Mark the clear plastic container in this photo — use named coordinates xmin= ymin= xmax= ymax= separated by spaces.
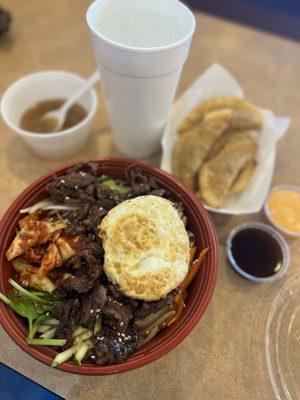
xmin=264 ymin=184 xmax=300 ymax=238
xmin=226 ymin=221 xmax=290 ymax=282
xmin=265 ymin=272 xmax=300 ymax=399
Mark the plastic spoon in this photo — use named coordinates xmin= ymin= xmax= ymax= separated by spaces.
xmin=42 ymin=70 xmax=100 ymax=132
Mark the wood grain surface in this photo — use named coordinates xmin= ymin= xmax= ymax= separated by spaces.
xmin=0 ymin=1 xmax=299 ymax=399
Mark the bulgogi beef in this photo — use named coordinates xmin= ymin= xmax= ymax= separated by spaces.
xmin=44 ymin=163 xmax=185 ymax=365
xmin=133 ymin=290 xmax=177 ymax=320
xmin=102 ymin=296 xmax=132 ymax=332
xmin=94 ymin=325 xmax=138 ymax=365
xmin=61 ymin=266 xmax=100 ymax=294
xmin=103 ymin=282 xmax=176 ymax=322
xmin=61 ymin=242 xmax=103 ymax=294
xmin=127 ymin=168 xmax=169 ymax=198
xmin=80 ymin=281 xmax=108 ymax=323
xmin=54 ymin=298 xmax=80 ymax=347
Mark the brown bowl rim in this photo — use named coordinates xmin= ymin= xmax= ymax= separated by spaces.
xmin=0 ymin=157 xmax=218 ymax=375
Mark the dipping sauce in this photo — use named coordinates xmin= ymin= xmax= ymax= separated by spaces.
xmin=267 ymin=189 xmax=300 ymax=234
xmin=20 ymin=99 xmax=87 ymax=133
xmin=230 ymin=228 xmax=283 ymax=278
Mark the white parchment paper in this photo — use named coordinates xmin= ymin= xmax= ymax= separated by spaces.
xmin=161 ymin=64 xmax=290 ymax=215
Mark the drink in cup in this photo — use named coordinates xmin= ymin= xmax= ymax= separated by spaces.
xmin=86 ymin=0 xmax=195 ymax=158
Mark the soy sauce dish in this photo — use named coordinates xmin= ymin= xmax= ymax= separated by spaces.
xmin=0 ymin=158 xmax=217 ymax=375
xmin=227 ymin=222 xmax=290 ymax=282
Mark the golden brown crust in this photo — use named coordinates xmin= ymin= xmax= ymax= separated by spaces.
xmin=230 ymin=160 xmax=256 ymax=195
xmin=172 ymin=108 xmax=233 ymax=191
xmin=199 ymin=133 xmax=257 ymax=208
xmin=207 ymin=129 xmax=255 ymax=159
xmin=179 ymin=96 xmax=265 ymax=134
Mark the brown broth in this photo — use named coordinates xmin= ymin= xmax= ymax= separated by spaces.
xmin=20 ymin=99 xmax=87 ymax=133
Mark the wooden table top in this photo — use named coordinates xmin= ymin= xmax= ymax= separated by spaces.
xmin=0 ymin=1 xmax=299 ymax=399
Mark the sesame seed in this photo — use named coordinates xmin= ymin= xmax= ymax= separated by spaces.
xmin=124 ymin=335 xmax=132 ymax=340
xmin=96 ymin=308 xmax=101 ymax=312
xmin=100 ymin=336 xmax=104 ymax=340
xmin=90 ymin=309 xmax=94 ymax=314
xmin=91 ymin=355 xmax=96 ymax=359
xmin=120 ymin=322 xmax=124 ymax=327
xmin=60 ymin=179 xmax=65 ymax=183
xmin=65 ymin=196 xmax=70 ymax=200
xmin=99 ymin=207 xmax=103 ymax=211
xmin=118 ymin=338 xmax=122 ymax=343
xmin=121 ymin=333 xmax=125 ymax=337
xmin=75 ymin=185 xmax=79 ymax=189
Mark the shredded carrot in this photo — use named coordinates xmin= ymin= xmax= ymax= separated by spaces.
xmin=181 ymin=247 xmax=209 ymax=292
xmin=167 ymin=298 xmax=185 ymax=326
xmin=167 ymin=247 xmax=209 ymax=327
xmin=189 ymin=246 xmax=197 ymax=265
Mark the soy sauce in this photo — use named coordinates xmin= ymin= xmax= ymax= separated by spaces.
xmin=230 ymin=228 xmax=283 ymax=278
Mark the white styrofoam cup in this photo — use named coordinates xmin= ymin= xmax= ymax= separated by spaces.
xmin=87 ymin=0 xmax=195 ymax=158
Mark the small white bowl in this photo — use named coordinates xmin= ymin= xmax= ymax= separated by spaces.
xmin=264 ymin=184 xmax=300 ymax=238
xmin=226 ymin=221 xmax=290 ymax=283
xmin=0 ymin=70 xmax=98 ymax=158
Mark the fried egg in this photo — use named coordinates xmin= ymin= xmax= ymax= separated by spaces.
xmin=98 ymin=195 xmax=190 ymax=301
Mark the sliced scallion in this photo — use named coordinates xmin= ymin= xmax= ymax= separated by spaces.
xmin=8 ymin=279 xmax=50 ymax=304
xmin=37 ymin=325 xmax=53 ymax=334
xmin=40 ymin=327 xmax=56 ymax=339
xmin=0 ymin=292 xmax=11 ymax=305
xmin=26 ymin=338 xmax=66 ymax=346
xmin=73 ymin=326 xmax=87 ymax=338
xmin=74 ymin=340 xmax=92 ymax=366
xmin=52 ymin=344 xmax=80 ymax=367
xmin=73 ymin=330 xmax=93 ymax=345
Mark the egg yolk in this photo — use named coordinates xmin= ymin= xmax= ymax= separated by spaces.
xmin=268 ymin=189 xmax=300 ymax=233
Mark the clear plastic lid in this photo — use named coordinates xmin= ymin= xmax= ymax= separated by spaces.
xmin=265 ymin=273 xmax=300 ymax=399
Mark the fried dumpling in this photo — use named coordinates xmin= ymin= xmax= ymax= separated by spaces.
xmin=230 ymin=160 xmax=256 ymax=195
xmin=199 ymin=133 xmax=257 ymax=208
xmin=179 ymin=97 xmax=265 ymax=134
xmin=172 ymin=108 xmax=233 ymax=190
xmin=207 ymin=130 xmax=256 ymax=195
xmin=208 ymin=129 xmax=256 ymax=159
